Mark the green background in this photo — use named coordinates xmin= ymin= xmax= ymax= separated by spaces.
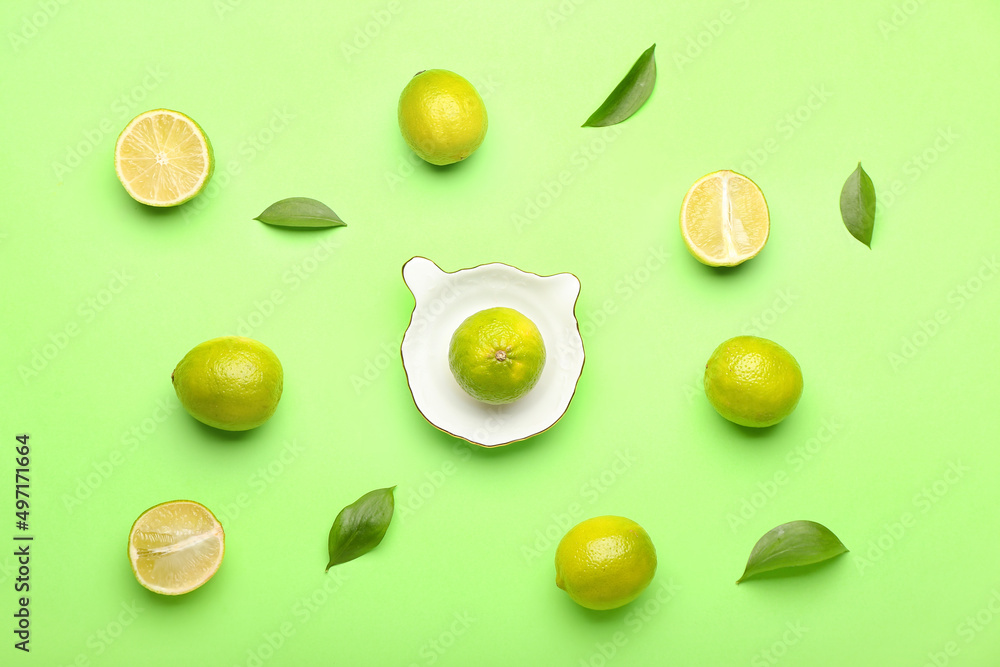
xmin=4 ymin=0 xmax=1000 ymax=664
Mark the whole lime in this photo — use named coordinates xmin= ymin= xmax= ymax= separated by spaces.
xmin=172 ymin=336 xmax=283 ymax=431
xmin=704 ymin=335 xmax=803 ymax=428
xmin=398 ymin=69 xmax=488 ymax=165
xmin=448 ymin=307 xmax=545 ymax=405
xmin=555 ymin=516 xmax=657 ymax=611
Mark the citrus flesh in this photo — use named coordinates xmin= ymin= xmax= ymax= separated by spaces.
xmin=172 ymin=336 xmax=283 ymax=431
xmin=114 ymin=109 xmax=214 ymax=206
xmin=555 ymin=516 xmax=657 ymax=611
xmin=448 ymin=307 xmax=545 ymax=405
xmin=128 ymin=500 xmax=224 ymax=595
xmin=680 ymin=170 xmax=769 ymax=266
xmin=704 ymin=335 xmax=803 ymax=427
xmin=398 ymin=69 xmax=488 ymax=165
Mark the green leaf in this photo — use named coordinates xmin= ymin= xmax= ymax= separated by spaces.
xmin=326 ymin=487 xmax=395 ymax=571
xmin=582 ymin=44 xmax=657 ymax=127
xmin=255 ymin=197 xmax=347 ymax=228
xmin=737 ymin=520 xmax=848 ymax=584
xmin=839 ymin=162 xmax=876 ymax=247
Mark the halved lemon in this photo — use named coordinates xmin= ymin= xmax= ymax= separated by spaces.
xmin=679 ymin=170 xmax=769 ymax=266
xmin=128 ymin=500 xmax=224 ymax=595
xmin=114 ymin=109 xmax=214 ymax=207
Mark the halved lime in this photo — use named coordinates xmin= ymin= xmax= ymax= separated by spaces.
xmin=128 ymin=500 xmax=224 ymax=595
xmin=680 ymin=170 xmax=769 ymax=266
xmin=114 ymin=109 xmax=214 ymax=207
